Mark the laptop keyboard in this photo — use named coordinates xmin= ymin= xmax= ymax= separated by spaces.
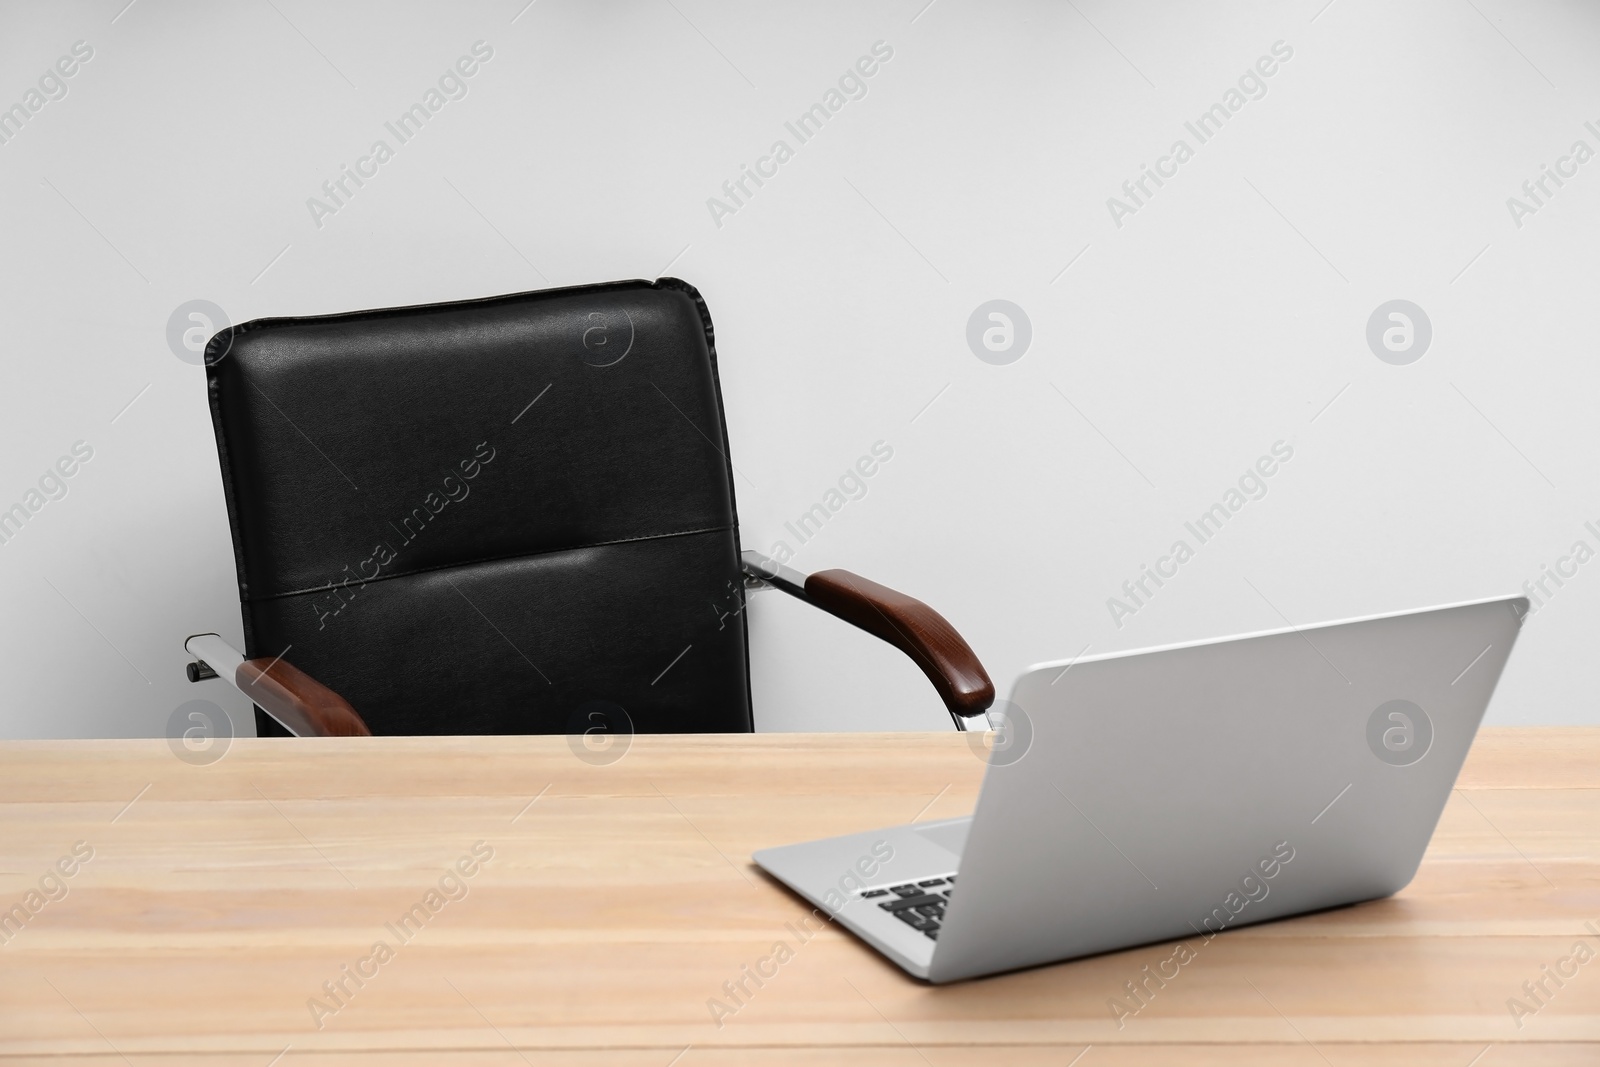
xmin=858 ymin=875 xmax=955 ymax=940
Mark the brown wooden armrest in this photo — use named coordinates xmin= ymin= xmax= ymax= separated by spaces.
xmin=802 ymin=568 xmax=995 ymax=725
xmin=236 ymin=657 xmax=372 ymax=737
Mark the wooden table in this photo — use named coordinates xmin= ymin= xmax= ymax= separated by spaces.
xmin=1 ymin=728 xmax=1596 ymax=1064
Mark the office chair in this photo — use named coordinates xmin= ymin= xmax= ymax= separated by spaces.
xmin=183 ymin=278 xmax=993 ymax=738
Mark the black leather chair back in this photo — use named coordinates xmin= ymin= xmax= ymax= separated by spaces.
xmin=205 ymin=279 xmax=751 ymax=736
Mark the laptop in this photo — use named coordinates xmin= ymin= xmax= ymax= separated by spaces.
xmin=754 ymin=594 xmax=1528 ymax=983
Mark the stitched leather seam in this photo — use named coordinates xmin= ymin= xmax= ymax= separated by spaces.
xmin=245 ymin=523 xmax=736 ymax=602
xmin=204 ymin=277 xmax=656 ymax=363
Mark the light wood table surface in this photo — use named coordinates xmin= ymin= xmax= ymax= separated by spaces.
xmin=0 ymin=728 xmax=1596 ymax=1064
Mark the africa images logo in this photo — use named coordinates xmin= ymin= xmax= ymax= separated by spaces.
xmin=578 ymin=306 xmax=633 ymax=367
xmin=966 ymin=300 xmax=1032 ymax=366
xmin=1365 ymin=300 xmax=1432 ymax=366
xmin=1366 ymin=700 xmax=1432 ymax=767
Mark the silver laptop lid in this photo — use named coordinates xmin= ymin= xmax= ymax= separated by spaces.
xmin=929 ymin=595 xmax=1527 ymax=983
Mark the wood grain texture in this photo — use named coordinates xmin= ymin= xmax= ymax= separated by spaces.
xmin=0 ymin=727 xmax=1595 ymax=1064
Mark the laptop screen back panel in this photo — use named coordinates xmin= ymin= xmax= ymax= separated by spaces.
xmin=929 ymin=598 xmax=1526 ymax=983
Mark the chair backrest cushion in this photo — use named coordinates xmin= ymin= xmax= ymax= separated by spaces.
xmin=204 ymin=278 xmax=751 ymax=735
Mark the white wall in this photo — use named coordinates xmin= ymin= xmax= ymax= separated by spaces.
xmin=2 ymin=0 xmax=1596 ymax=739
